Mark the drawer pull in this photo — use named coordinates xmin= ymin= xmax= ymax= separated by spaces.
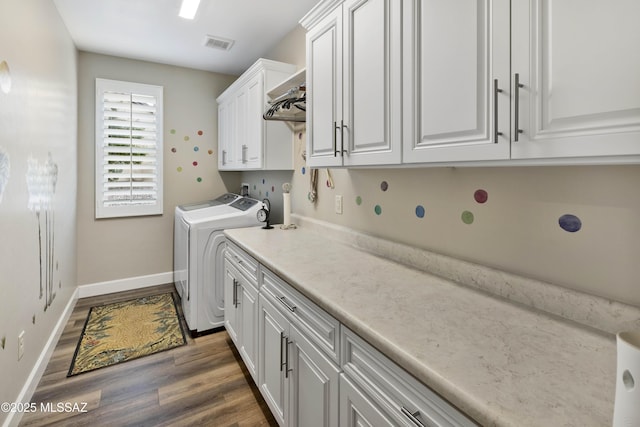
xmin=514 ymin=73 xmax=525 ymax=141
xmin=280 ymin=332 xmax=286 ymax=372
xmin=278 ymin=296 xmax=297 ymax=313
xmin=285 ymin=336 xmax=292 ymax=378
xmin=493 ymin=79 xmax=503 ymax=144
xmin=401 ymin=407 xmax=426 ymax=427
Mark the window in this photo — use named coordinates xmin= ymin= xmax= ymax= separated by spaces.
xmin=95 ymin=78 xmax=163 ymax=218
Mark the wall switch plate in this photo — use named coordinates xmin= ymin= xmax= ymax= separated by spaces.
xmin=335 ymin=195 xmax=343 ymax=214
xmin=18 ymin=331 xmax=25 ymax=360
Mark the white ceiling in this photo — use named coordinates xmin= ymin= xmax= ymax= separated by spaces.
xmin=52 ymin=0 xmax=318 ymax=75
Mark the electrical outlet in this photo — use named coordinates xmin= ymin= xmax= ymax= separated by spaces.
xmin=18 ymin=331 xmax=25 ymax=360
xmin=335 ymin=195 xmax=343 ymax=214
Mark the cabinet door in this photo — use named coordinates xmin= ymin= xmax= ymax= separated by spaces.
xmin=245 ymin=72 xmax=264 ymax=169
xmin=342 ymin=0 xmax=402 ymax=166
xmin=258 ymin=294 xmax=289 ymax=426
xmin=288 ymin=324 xmax=340 ymax=427
xmin=223 ymin=261 xmax=240 ymax=345
xmin=512 ymin=0 xmax=640 ymax=160
xmin=232 ymin=87 xmax=247 ymax=169
xmin=218 ymin=101 xmax=235 ymax=169
xmin=403 ymin=0 xmax=510 ymax=163
xmin=306 ymin=6 xmax=344 ymax=167
xmin=339 ymin=374 xmax=395 ymax=427
xmin=239 ymin=280 xmax=259 ymax=382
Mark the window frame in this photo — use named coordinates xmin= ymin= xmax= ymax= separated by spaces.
xmin=95 ymin=78 xmax=164 ymax=219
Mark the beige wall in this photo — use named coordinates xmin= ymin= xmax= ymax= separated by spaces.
xmin=77 ymin=53 xmax=239 ymax=286
xmin=0 ymin=0 xmax=78 ymax=419
xmin=261 ymin=24 xmax=640 ymax=308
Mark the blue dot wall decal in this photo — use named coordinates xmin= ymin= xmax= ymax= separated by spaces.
xmin=262 ymin=179 xmax=266 ymax=184
xmin=474 ymin=189 xmax=488 ymax=203
xmin=356 ymin=196 xmax=362 ymax=206
xmin=461 ymin=211 xmax=474 ymax=224
xmin=301 ymin=166 xmax=306 ymax=175
xmin=559 ymin=214 xmax=582 ymax=232
xmin=380 ymin=181 xmax=389 ymax=191
xmin=374 ymin=205 xmax=382 ymax=215
xmin=415 ymin=205 xmax=425 ymax=218
xmin=193 ymin=146 xmax=199 ymax=152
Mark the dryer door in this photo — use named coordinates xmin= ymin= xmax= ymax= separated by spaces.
xmin=198 ymin=230 xmax=227 ymax=331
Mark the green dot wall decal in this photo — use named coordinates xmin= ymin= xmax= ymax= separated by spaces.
xmin=177 ymin=166 xmax=183 ymax=172
xmin=197 ymin=177 xmax=202 ymax=182
xmin=170 ymin=129 xmax=176 ymax=134
xmin=374 ymin=205 xmax=382 ymax=215
xmin=356 ymin=196 xmax=362 ymax=206
xmin=184 ymin=136 xmax=190 ymax=142
xmin=461 ymin=210 xmax=474 ymax=224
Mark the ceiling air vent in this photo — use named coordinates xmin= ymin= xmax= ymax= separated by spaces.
xmin=203 ymin=35 xmax=235 ymax=51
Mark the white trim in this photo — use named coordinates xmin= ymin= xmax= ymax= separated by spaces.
xmin=78 ymin=271 xmax=174 ymax=298
xmin=3 ymin=289 xmax=79 ymax=427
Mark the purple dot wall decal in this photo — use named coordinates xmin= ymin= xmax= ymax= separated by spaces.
xmin=559 ymin=214 xmax=582 ymax=232
xmin=415 ymin=205 xmax=425 ymax=218
xmin=380 ymin=181 xmax=389 ymax=191
xmin=192 ymin=161 xmax=198 ymax=166
xmin=474 ymin=189 xmax=488 ymax=203
xmin=374 ymin=205 xmax=382 ymax=215
xmin=461 ymin=210 xmax=474 ymax=224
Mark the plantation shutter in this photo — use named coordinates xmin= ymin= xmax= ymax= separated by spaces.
xmin=95 ymin=79 xmax=163 ymax=218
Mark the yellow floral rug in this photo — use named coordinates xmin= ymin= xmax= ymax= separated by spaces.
xmin=68 ymin=292 xmax=186 ymax=376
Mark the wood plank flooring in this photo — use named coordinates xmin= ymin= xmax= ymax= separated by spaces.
xmin=20 ymin=284 xmax=277 ymax=427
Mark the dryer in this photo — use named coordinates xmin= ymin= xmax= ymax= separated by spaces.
xmin=174 ymin=194 xmax=262 ymax=335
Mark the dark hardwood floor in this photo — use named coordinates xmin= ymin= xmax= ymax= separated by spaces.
xmin=20 ymin=284 xmax=277 ymax=427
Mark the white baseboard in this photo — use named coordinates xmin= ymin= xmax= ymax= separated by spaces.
xmin=3 ymin=288 xmax=79 ymax=427
xmin=78 ymin=271 xmax=174 ymax=298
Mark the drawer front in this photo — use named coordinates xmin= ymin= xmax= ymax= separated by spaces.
xmin=225 ymin=241 xmax=259 ymax=285
xmin=341 ymin=328 xmax=476 ymax=427
xmin=261 ymin=268 xmax=340 ymax=363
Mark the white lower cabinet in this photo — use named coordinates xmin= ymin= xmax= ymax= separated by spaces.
xmin=223 ymin=251 xmax=259 ymax=382
xmin=341 ymin=328 xmax=476 ymax=427
xmin=258 ymin=280 xmax=340 ymax=427
xmin=226 ymin=243 xmax=474 ymax=426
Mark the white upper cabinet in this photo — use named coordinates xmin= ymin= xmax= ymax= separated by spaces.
xmin=402 ymin=0 xmax=511 ymax=163
xmin=217 ymin=59 xmax=297 ymax=171
xmin=302 ymin=0 xmax=402 ymax=167
xmin=511 ymin=0 xmax=640 ymax=161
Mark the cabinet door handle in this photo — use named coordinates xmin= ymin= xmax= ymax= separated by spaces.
xmin=278 ymin=296 xmax=297 ymax=313
xmin=222 ymin=150 xmax=227 ymax=165
xmin=401 ymin=407 xmax=426 ymax=427
xmin=340 ymin=120 xmax=347 ymax=156
xmin=285 ymin=336 xmax=292 ymax=378
xmin=333 ymin=121 xmax=339 ymax=157
xmin=493 ymin=79 xmax=503 ymax=144
xmin=280 ymin=332 xmax=286 ymax=372
xmin=514 ymin=73 xmax=525 ymax=142
xmin=241 ymin=144 xmax=248 ymax=163
xmin=232 ymin=279 xmax=240 ymax=308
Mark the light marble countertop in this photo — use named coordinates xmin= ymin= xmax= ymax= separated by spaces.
xmin=225 ymin=224 xmax=617 ymax=427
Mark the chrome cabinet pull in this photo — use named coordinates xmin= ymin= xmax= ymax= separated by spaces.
xmin=401 ymin=407 xmax=426 ymax=427
xmin=340 ymin=120 xmax=347 ymax=156
xmin=222 ymin=149 xmax=227 ymax=165
xmin=514 ymin=73 xmax=524 ymax=141
xmin=333 ymin=121 xmax=339 ymax=157
xmin=232 ymin=279 xmax=240 ymax=308
xmin=241 ymin=144 xmax=248 ymax=163
xmin=280 ymin=332 xmax=286 ymax=372
xmin=278 ymin=296 xmax=296 ymax=313
xmin=493 ymin=79 xmax=503 ymax=144
xmin=284 ymin=336 xmax=292 ymax=378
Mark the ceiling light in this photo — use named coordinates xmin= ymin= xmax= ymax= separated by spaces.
xmin=179 ymin=0 xmax=201 ymax=19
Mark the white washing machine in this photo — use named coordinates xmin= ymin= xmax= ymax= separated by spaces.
xmin=174 ymin=194 xmax=262 ymax=335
